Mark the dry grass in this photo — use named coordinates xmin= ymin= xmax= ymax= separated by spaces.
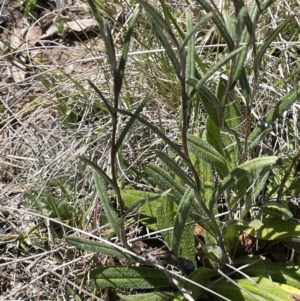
xmin=1 ymin=0 xmax=300 ymax=300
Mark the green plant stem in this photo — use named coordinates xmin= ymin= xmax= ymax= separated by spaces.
xmin=179 ymin=57 xmax=226 ymax=255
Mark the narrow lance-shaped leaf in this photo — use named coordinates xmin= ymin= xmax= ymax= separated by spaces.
xmin=66 ymin=236 xmax=137 ymax=261
xmin=184 ymin=12 xmax=195 ymax=99
xmin=194 ymin=45 xmax=247 ymax=89
xmin=181 ymin=12 xmax=212 ymax=54
xmin=93 ymin=170 xmax=121 ymax=238
xmin=213 ymin=156 xmax=279 ymax=208
xmin=87 ymin=0 xmax=116 ymax=73
xmin=155 ymin=151 xmax=197 ymax=190
xmin=172 ymin=187 xmax=194 ymax=255
xmin=210 ymin=277 xmax=292 ymax=301
xmin=186 ymin=81 xmax=222 ymax=127
xmin=222 ymin=10 xmax=236 ymax=41
xmin=240 ymin=6 xmax=253 ymax=37
xmin=88 ymin=80 xmax=113 ymax=117
xmin=245 ymin=217 xmax=300 ymax=240
xmin=194 ymin=0 xmax=234 ymax=50
xmin=261 ymin=201 xmax=293 ymax=220
xmin=138 ymin=0 xmax=181 ymax=79
xmin=156 ymin=197 xmax=175 ymax=250
xmin=194 ymin=0 xmax=250 ymax=93
xmin=114 ymin=91 xmax=153 ymax=155
xmin=232 ymin=2 xmax=259 ymax=86
xmin=206 ymin=119 xmax=223 ymax=160
xmin=161 ymin=3 xmax=186 ymax=40
xmin=242 ymin=261 xmax=300 ymax=289
xmin=144 ymin=164 xmax=185 ymax=204
xmin=241 ymin=167 xmax=270 ymax=216
xmin=116 ymin=108 xmax=190 ymax=164
xmin=116 ymin=8 xmax=140 ymax=96
xmin=79 ymin=156 xmax=118 ymax=191
xmin=187 ymin=134 xmax=228 ymax=178
xmin=138 ymin=0 xmax=179 ymax=46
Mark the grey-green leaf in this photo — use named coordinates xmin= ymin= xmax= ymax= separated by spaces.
xmin=172 ymin=187 xmax=194 ymax=255
xmin=77 ymin=266 xmax=172 ymax=289
xmin=93 ymin=170 xmax=121 ymax=238
xmin=155 ymin=151 xmax=197 ymax=190
xmin=213 ymin=156 xmax=279 ymax=206
xmin=65 ymin=236 xmax=136 ymax=261
xmin=187 ymin=134 xmax=228 ymax=178
xmin=144 ymin=164 xmax=185 ymax=204
xmin=118 ymin=292 xmax=176 ymax=301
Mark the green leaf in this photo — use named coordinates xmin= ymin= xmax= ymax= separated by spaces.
xmin=248 ymin=219 xmax=263 ymax=230
xmin=236 ymin=6 xmax=253 ymax=38
xmin=65 ymin=236 xmax=137 ymax=261
xmin=209 ymin=276 xmax=292 ymax=301
xmin=116 ymin=107 xmax=190 ymax=164
xmin=223 ymin=220 xmax=255 ymax=247
xmin=232 ymin=3 xmax=258 ymax=87
xmin=116 ymin=8 xmax=139 ymax=95
xmin=77 ymin=266 xmax=172 ymax=289
xmin=118 ymin=187 xmax=165 ymax=228
xmin=247 ymin=126 xmax=272 ymax=152
xmin=232 ymin=6 xmax=253 ymax=83
xmin=241 ymin=167 xmax=270 ymax=216
xmin=187 ymin=134 xmax=228 ymax=178
xmin=206 ymin=116 xmax=224 ymax=158
xmin=189 ymin=150 xmax=215 ymax=219
xmin=156 ymin=197 xmax=175 ymax=248
xmin=184 ymin=12 xmax=195 ymax=98
xmin=203 ymin=243 xmax=228 ymax=268
xmin=115 ymin=91 xmax=152 ymax=155
xmin=138 ymin=0 xmax=181 ymax=79
xmin=79 ymin=156 xmax=118 ymax=191
xmin=118 ymin=292 xmax=176 ymax=301
xmin=156 ymin=197 xmax=195 ymax=266
xmin=196 ymin=83 xmax=223 ymax=127
xmin=242 ymin=261 xmax=300 ymax=289
xmin=194 ymin=0 xmax=234 ymax=50
xmin=194 ymin=45 xmax=247 ymax=89
xmin=155 ymin=151 xmax=197 ymax=190
xmin=88 ymin=80 xmax=114 ymax=117
xmin=172 ymin=187 xmax=194 ymax=255
xmin=261 ymin=201 xmax=293 ymax=220
xmin=121 ymin=189 xmax=170 ymax=232
xmin=93 ymin=171 xmax=120 ymax=238
xmin=181 ymin=267 xmax=219 ymax=299
xmin=222 ymin=10 xmax=235 ymax=40
xmin=181 ymin=12 xmax=212 ymax=54
xmin=213 ymin=156 xmax=279 ymax=205
xmin=261 ymin=0 xmax=277 ymax=10
xmin=138 ymin=0 xmax=177 ymax=44
xmin=245 ymin=217 xmax=300 ymax=240
xmin=87 ymin=0 xmax=116 ymax=73
xmin=144 ymin=164 xmax=185 ymax=204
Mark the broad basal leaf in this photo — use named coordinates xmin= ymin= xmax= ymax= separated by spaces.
xmin=209 ymin=276 xmax=292 ymax=301
xmin=77 ymin=266 xmax=172 ymax=289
